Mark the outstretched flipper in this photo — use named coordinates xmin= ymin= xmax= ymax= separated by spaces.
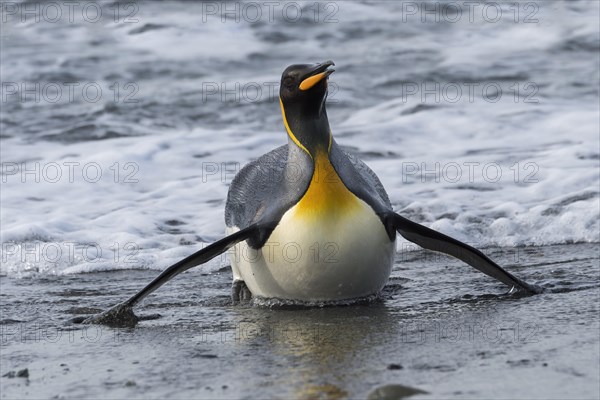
xmin=387 ymin=212 xmax=543 ymax=294
xmin=80 ymin=224 xmax=262 ymax=326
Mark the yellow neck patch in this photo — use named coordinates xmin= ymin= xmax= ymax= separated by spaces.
xmin=279 ymin=98 xmax=353 ymax=219
xmin=293 ymin=151 xmax=361 ymax=220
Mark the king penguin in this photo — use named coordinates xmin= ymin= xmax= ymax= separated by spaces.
xmin=83 ymin=61 xmax=541 ymax=325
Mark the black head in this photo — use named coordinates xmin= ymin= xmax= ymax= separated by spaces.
xmin=279 ymin=61 xmax=335 ymax=155
xmin=279 ymin=61 xmax=335 ymax=117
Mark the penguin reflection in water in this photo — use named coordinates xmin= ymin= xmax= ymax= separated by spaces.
xmin=84 ymin=61 xmax=541 ymax=325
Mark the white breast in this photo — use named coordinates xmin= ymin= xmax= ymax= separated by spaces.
xmin=227 ymin=198 xmax=395 ymax=302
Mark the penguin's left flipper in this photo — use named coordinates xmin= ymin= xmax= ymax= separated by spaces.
xmin=79 ymin=223 xmax=263 ymax=326
xmin=388 ymin=212 xmax=543 ymax=294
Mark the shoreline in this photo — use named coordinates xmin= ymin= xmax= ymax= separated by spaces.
xmin=2 ymin=243 xmax=598 ymax=399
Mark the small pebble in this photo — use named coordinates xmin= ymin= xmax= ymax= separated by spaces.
xmin=387 ymin=363 xmax=404 ymax=370
xmin=368 ymin=384 xmax=427 ymax=400
xmin=16 ymin=369 xmax=28 ymax=378
xmin=3 ymin=369 xmax=29 ymax=379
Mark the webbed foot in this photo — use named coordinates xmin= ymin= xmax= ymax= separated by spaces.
xmin=231 ymin=280 xmax=252 ymax=303
xmin=72 ymin=302 xmax=140 ymax=328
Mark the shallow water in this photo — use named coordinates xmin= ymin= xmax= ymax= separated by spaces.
xmin=1 ymin=243 xmax=599 ymax=399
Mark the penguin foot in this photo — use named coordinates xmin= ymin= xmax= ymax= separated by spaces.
xmin=73 ymin=302 xmax=140 ymax=328
xmin=231 ymin=280 xmax=252 ymax=303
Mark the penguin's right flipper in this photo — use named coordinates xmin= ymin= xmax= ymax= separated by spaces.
xmin=79 ymin=223 xmax=263 ymax=326
xmin=388 ymin=212 xmax=543 ymax=294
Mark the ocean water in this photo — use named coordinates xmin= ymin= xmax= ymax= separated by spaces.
xmin=1 ymin=1 xmax=599 ymax=399
xmin=1 ymin=0 xmax=598 ymax=276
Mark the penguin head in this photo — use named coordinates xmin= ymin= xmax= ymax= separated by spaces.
xmin=279 ymin=61 xmax=334 ymax=116
xmin=279 ymin=61 xmax=335 ymax=155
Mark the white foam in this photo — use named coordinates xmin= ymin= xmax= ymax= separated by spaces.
xmin=1 ymin=1 xmax=598 ymax=277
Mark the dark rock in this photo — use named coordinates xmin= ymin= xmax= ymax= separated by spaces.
xmin=368 ymin=384 xmax=428 ymax=399
xmin=3 ymin=369 xmax=29 ymax=379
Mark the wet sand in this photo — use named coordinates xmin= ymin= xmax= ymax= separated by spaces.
xmin=1 ymin=243 xmax=599 ymax=399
